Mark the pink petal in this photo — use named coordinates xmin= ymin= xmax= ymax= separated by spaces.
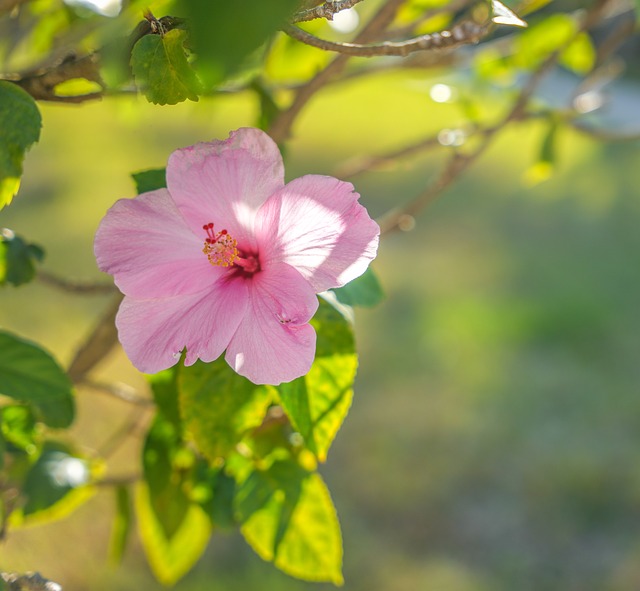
xmin=166 ymin=128 xmax=285 ymax=252
xmin=95 ymin=189 xmax=221 ymax=298
xmin=256 ymin=175 xmax=380 ymax=293
xmin=225 ymin=263 xmax=318 ymax=385
xmin=116 ymin=279 xmax=249 ymax=374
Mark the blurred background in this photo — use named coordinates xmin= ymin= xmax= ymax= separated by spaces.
xmin=2 ymin=1 xmax=640 ymax=590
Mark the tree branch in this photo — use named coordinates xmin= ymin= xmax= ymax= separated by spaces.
xmin=291 ymin=0 xmax=366 ymax=23
xmin=38 ymin=270 xmax=116 ymax=295
xmin=0 ymin=572 xmax=62 ymax=591
xmin=282 ymin=18 xmax=488 ymax=56
xmin=67 ymin=293 xmax=123 ymax=382
xmin=7 ymin=53 xmax=104 ymax=103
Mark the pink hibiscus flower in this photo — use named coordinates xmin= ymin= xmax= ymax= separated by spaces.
xmin=94 ymin=128 xmax=379 ymax=385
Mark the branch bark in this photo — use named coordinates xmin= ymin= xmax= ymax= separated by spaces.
xmin=282 ymin=18 xmax=488 ymax=56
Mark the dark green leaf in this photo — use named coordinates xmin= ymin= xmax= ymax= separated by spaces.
xmin=179 ymin=359 xmax=273 ymax=461
xmin=237 ymin=460 xmax=343 ymax=584
xmin=142 ymin=415 xmax=192 ymax=538
xmin=0 ymin=430 xmax=5 ymax=471
xmin=147 ymin=366 xmax=181 ymax=432
xmin=0 ymin=330 xmax=75 ymax=428
xmin=177 ymin=0 xmax=301 ymax=87
xmin=332 ymin=267 xmax=384 ymax=308
xmin=136 ymin=480 xmax=211 ymax=586
xmin=130 ymin=29 xmax=202 ymax=105
xmin=540 ymin=120 xmax=558 ymax=166
xmin=0 ymin=229 xmax=45 ymax=287
xmin=251 ymin=78 xmax=281 ymax=131
xmin=277 ymin=300 xmax=357 ymax=461
xmin=0 ymin=81 xmax=42 ymax=209
xmin=131 ymin=168 xmax=167 ymax=194
xmin=108 ymin=485 xmax=132 ymax=565
xmin=193 ymin=463 xmax=237 ymax=530
xmin=20 ymin=441 xmax=93 ymax=521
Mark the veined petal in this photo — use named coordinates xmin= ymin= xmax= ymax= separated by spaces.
xmin=225 ymin=263 xmax=318 ymax=385
xmin=95 ymin=189 xmax=220 ymax=298
xmin=166 ymin=128 xmax=285 ymax=251
xmin=256 ymin=175 xmax=380 ymax=293
xmin=116 ymin=279 xmax=249 ymax=374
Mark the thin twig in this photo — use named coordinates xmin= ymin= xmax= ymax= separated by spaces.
xmin=6 ymin=53 xmax=104 ymax=103
xmin=80 ymin=379 xmax=153 ymax=406
xmin=292 ymin=0 xmax=366 ymax=23
xmin=94 ymin=473 xmax=142 ymax=487
xmin=67 ymin=293 xmax=123 ymax=382
xmin=377 ymin=55 xmax=560 ymax=235
xmin=38 ymin=270 xmax=116 ymax=295
xmin=283 ymin=18 xmax=488 ymax=56
xmin=376 ymin=0 xmax=617 ymax=235
xmin=379 ymin=0 xmax=476 ymax=41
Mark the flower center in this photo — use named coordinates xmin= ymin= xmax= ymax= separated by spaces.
xmin=202 ymin=222 xmax=260 ymax=274
xmin=202 ymin=222 xmax=238 ymax=267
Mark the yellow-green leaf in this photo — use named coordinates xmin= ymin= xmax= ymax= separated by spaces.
xmin=179 ymin=359 xmax=274 ymax=461
xmin=136 ymin=482 xmax=211 ymax=586
xmin=238 ymin=461 xmax=343 ymax=584
xmin=276 ymin=299 xmax=357 ymax=462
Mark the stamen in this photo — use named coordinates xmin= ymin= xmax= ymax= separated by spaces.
xmin=202 ymin=222 xmax=238 ymax=267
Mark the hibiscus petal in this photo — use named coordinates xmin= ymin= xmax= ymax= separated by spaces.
xmin=116 ymin=279 xmax=249 ymax=374
xmin=166 ymin=128 xmax=285 ymax=251
xmin=225 ymin=263 xmax=318 ymax=385
xmin=256 ymin=175 xmax=380 ymax=293
xmin=95 ymin=189 xmax=220 ymax=298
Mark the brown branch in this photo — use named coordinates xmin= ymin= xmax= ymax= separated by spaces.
xmin=335 ymin=133 xmax=444 ymax=179
xmin=38 ymin=270 xmax=116 ymax=295
xmin=7 ymin=53 xmax=104 ymax=103
xmin=292 ymin=0 xmax=366 ymax=23
xmin=376 ymin=0 xmax=617 ymax=236
xmin=0 ymin=572 xmax=62 ymax=591
xmin=0 ymin=0 xmax=29 ymax=14
xmin=80 ymin=379 xmax=153 ymax=406
xmin=377 ymin=60 xmax=557 ymax=234
xmin=381 ymin=0 xmax=476 ymax=41
xmin=269 ymin=0 xmax=406 ymax=143
xmin=282 ymin=18 xmax=488 ymax=56
xmin=67 ymin=293 xmax=123 ymax=382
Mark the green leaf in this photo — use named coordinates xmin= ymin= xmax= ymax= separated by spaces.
xmin=332 ymin=267 xmax=384 ymax=308
xmin=130 ymin=29 xmax=202 ymax=105
xmin=142 ymin=415 xmax=192 ymax=539
xmin=108 ymin=485 xmax=132 ymax=565
xmin=0 ymin=229 xmax=45 ymax=287
xmin=0 ymin=81 xmax=42 ymax=209
xmin=276 ymin=299 xmax=357 ymax=462
xmin=513 ymin=14 xmax=576 ymax=71
xmin=237 ymin=460 xmax=343 ymax=584
xmin=14 ymin=441 xmax=94 ymax=525
xmin=179 ymin=359 xmax=274 ymax=461
xmin=251 ymin=78 xmax=281 ymax=132
xmin=136 ymin=481 xmax=211 ymax=586
xmin=192 ymin=462 xmax=237 ymax=530
xmin=0 ymin=330 xmax=75 ymax=428
xmin=560 ymin=31 xmax=596 ymax=75
xmin=0 ymin=430 xmax=5 ymax=471
xmin=131 ymin=168 xmax=166 ymax=194
xmin=147 ymin=366 xmax=181 ymax=432
xmin=1 ymin=404 xmax=39 ymax=454
xmin=177 ymin=0 xmax=301 ymax=87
